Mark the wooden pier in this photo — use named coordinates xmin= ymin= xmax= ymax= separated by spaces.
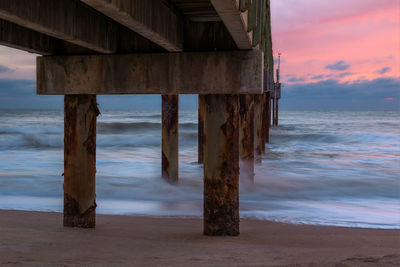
xmin=0 ymin=0 xmax=281 ymax=235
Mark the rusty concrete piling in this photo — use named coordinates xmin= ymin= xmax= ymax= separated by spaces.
xmin=162 ymin=95 xmax=179 ymax=182
xmin=63 ymin=95 xmax=99 ymax=228
xmin=264 ymin=92 xmax=271 ymax=143
xmin=268 ymin=94 xmax=272 ymax=128
xmin=260 ymin=94 xmax=266 ymax=153
xmin=253 ymin=95 xmax=263 ymax=164
xmin=275 ymin=98 xmax=279 ymax=126
xmin=203 ymin=94 xmax=240 ymax=236
xmin=198 ymin=95 xmax=205 ymax=164
xmin=272 ymin=98 xmax=276 ymax=126
xmin=273 ymin=97 xmax=278 ymax=126
xmin=239 ymin=94 xmax=255 ymax=183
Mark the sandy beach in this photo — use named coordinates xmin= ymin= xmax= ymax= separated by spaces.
xmin=0 ymin=210 xmax=398 ymax=266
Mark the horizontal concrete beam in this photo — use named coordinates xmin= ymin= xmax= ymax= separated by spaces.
xmin=37 ymin=50 xmax=264 ymax=95
xmin=210 ymin=0 xmax=252 ymax=49
xmin=81 ymin=0 xmax=183 ymax=52
xmin=0 ymin=0 xmax=158 ymax=54
xmin=263 ymin=69 xmax=274 ymax=93
xmin=0 ymin=19 xmax=93 ymax=55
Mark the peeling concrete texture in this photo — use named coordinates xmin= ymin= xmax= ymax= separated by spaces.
xmin=203 ymin=94 xmax=240 ymax=236
xmin=63 ymin=95 xmax=98 ymax=228
xmin=37 ymin=50 xmax=263 ymax=95
xmin=162 ymin=94 xmax=178 ymax=182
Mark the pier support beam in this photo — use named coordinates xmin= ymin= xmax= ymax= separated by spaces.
xmin=64 ymin=95 xmax=99 ymax=228
xmin=272 ymin=98 xmax=276 ymax=126
xmin=260 ymin=94 xmax=266 ymax=153
xmin=264 ymin=92 xmax=271 ymax=143
xmin=239 ymin=94 xmax=255 ymax=182
xmin=198 ymin=95 xmax=205 ymax=164
xmin=162 ymin=95 xmax=179 ymax=182
xmin=268 ymin=95 xmax=272 ymax=128
xmin=203 ymin=94 xmax=239 ymax=236
xmin=253 ymin=95 xmax=263 ymax=164
xmin=273 ymin=98 xmax=278 ymax=126
xmin=275 ymin=99 xmax=279 ymax=126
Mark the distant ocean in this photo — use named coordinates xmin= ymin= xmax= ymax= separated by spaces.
xmin=0 ymin=109 xmax=399 ymax=229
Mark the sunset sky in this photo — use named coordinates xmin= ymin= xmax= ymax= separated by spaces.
xmin=0 ymin=0 xmax=399 ymax=109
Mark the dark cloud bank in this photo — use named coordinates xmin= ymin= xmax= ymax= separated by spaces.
xmin=0 ymin=77 xmax=398 ymax=110
xmin=325 ymin=60 xmax=351 ymax=71
xmin=280 ymin=77 xmax=399 ymax=110
xmin=0 ymin=79 xmax=197 ymax=110
xmin=375 ymin=67 xmax=391 ymax=75
xmin=0 ymin=65 xmax=13 ymax=73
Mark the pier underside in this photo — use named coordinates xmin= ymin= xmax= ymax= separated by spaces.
xmin=0 ymin=0 xmax=280 ymax=235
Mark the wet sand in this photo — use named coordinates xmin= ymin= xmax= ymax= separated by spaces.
xmin=0 ymin=210 xmax=399 ymax=266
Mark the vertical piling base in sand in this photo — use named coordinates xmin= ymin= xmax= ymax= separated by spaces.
xmin=162 ymin=94 xmax=179 ymax=183
xmin=63 ymin=95 xmax=99 ymax=228
xmin=203 ymin=94 xmax=240 ymax=236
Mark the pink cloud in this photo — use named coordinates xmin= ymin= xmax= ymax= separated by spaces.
xmin=271 ymin=0 xmax=400 ymax=84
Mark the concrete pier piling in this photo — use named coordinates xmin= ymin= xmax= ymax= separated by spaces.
xmin=203 ymin=94 xmax=240 ymax=236
xmin=275 ymin=99 xmax=279 ymax=126
xmin=261 ymin=95 xmax=266 ymax=153
xmin=264 ymin=92 xmax=271 ymax=143
xmin=272 ymin=98 xmax=276 ymax=126
xmin=239 ymin=94 xmax=255 ymax=182
xmin=253 ymin=95 xmax=263 ymax=164
xmin=1 ymin=0 xmax=277 ymax=235
xmin=162 ymin=95 xmax=179 ymax=182
xmin=273 ymin=98 xmax=279 ymax=126
xmin=63 ymin=95 xmax=99 ymax=228
xmin=198 ymin=95 xmax=205 ymax=164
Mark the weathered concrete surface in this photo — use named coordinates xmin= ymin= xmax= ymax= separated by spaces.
xmin=240 ymin=0 xmax=253 ymax=12
xmin=37 ymin=50 xmax=264 ymax=95
xmin=162 ymin=95 xmax=178 ymax=182
xmin=64 ymin=95 xmax=99 ymax=228
xmin=275 ymin=98 xmax=279 ymax=126
xmin=239 ymin=94 xmax=254 ymax=183
xmin=272 ymin=97 xmax=278 ymax=126
xmin=203 ymin=94 xmax=239 ymax=236
xmin=210 ymin=0 xmax=252 ymax=49
xmin=198 ymin=95 xmax=205 ymax=164
xmin=82 ymin=0 xmax=183 ymax=52
xmin=251 ymin=0 xmax=265 ymax=47
xmin=0 ymin=0 xmax=159 ymax=54
xmin=264 ymin=92 xmax=271 ymax=143
xmin=253 ymin=95 xmax=263 ymax=164
xmin=267 ymin=93 xmax=271 ymax=128
xmin=0 ymin=19 xmax=93 ymax=55
xmin=260 ymin=93 xmax=266 ymax=152
xmin=272 ymin=97 xmax=276 ymax=126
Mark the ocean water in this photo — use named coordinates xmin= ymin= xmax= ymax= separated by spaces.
xmin=0 ymin=109 xmax=399 ymax=229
